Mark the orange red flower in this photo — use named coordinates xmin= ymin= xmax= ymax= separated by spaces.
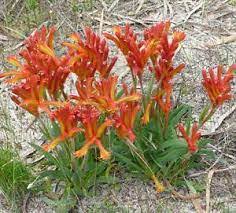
xmin=178 ymin=122 xmax=201 ymax=153
xmin=11 ymin=75 xmax=46 ymax=117
xmin=92 ymin=76 xmax=141 ymax=113
xmin=144 ymin=21 xmax=171 ymax=63
xmin=104 ymin=24 xmax=157 ymax=78
xmin=150 ymin=59 xmax=185 ymax=87
xmin=0 ymin=26 xmax=70 ymax=100
xmin=113 ymin=102 xmax=140 ymax=142
xmin=153 ymin=81 xmax=172 ymax=123
xmin=63 ymin=28 xmax=117 ymax=79
xmin=43 ymin=104 xmax=83 ymax=151
xmin=202 ymin=65 xmax=235 ymax=107
xmin=74 ymin=105 xmax=112 ymax=160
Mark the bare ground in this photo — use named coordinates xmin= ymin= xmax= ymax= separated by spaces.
xmin=0 ymin=0 xmax=235 ymax=212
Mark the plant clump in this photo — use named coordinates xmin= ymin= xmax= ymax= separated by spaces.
xmin=0 ymin=21 xmax=235 ymax=201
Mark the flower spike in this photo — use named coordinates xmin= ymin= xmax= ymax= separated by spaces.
xmin=113 ymin=102 xmax=140 ymax=142
xmin=202 ymin=65 xmax=235 ymax=107
xmin=11 ymin=75 xmax=46 ymax=117
xmin=178 ymin=122 xmax=201 ymax=153
xmin=43 ymin=104 xmax=83 ymax=151
xmin=63 ymin=28 xmax=117 ymax=79
xmin=74 ymin=105 xmax=112 ymax=160
xmin=104 ymin=24 xmax=157 ymax=79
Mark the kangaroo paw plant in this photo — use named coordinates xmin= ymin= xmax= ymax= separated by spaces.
xmin=0 ymin=22 xmax=235 ymax=198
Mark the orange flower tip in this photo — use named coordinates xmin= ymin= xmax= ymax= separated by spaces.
xmin=128 ymin=132 xmax=136 ymax=143
xmin=113 ymin=26 xmax=121 ymax=34
xmin=70 ymin=33 xmax=80 ymax=41
xmin=7 ymin=56 xmax=21 ymax=67
xmin=178 ymin=123 xmax=185 ymax=132
xmin=100 ymin=150 xmax=111 ymax=160
xmin=42 ymin=144 xmax=51 ymax=152
xmin=141 ymin=117 xmax=149 ymax=125
xmin=0 ymin=73 xmax=5 ymax=78
xmin=173 ymin=31 xmax=186 ymax=41
xmin=74 ymin=146 xmax=89 ymax=158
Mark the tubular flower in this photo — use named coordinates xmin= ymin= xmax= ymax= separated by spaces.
xmin=104 ymin=24 xmax=157 ymax=78
xmin=144 ymin=20 xmax=171 ymax=63
xmin=70 ymin=78 xmax=96 ymax=103
xmin=24 ymin=25 xmax=56 ymax=51
xmin=160 ymin=30 xmax=186 ymax=62
xmin=142 ymin=100 xmax=153 ymax=125
xmin=0 ymin=56 xmax=32 ymax=83
xmin=0 ymin=26 xmax=70 ymax=99
xmin=11 ymin=75 xmax=46 ymax=117
xmin=63 ymin=28 xmax=117 ymax=78
xmin=91 ymin=76 xmax=141 ymax=113
xmin=43 ymin=104 xmax=83 ymax=152
xmin=178 ymin=122 xmax=201 ymax=153
xmin=153 ymin=81 xmax=172 ymax=122
xmin=202 ymin=65 xmax=235 ymax=107
xmin=113 ymin=102 xmax=140 ymax=142
xmin=68 ymin=57 xmax=96 ymax=80
xmin=150 ymin=59 xmax=185 ymax=87
xmin=74 ymin=105 xmax=112 ymax=160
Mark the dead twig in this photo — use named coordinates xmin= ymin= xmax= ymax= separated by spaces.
xmin=184 ymin=1 xmax=204 ymax=23
xmin=166 ymin=181 xmax=200 ymax=200
xmin=174 ymin=1 xmax=204 ymax=27
xmin=99 ymin=0 xmax=108 ymax=11
xmin=108 ymin=0 xmax=120 ymax=12
xmin=206 ymin=170 xmax=214 ymax=213
xmin=163 ymin=0 xmax=173 ymax=18
xmin=135 ymin=0 xmax=145 ymax=14
xmin=99 ymin=9 xmax=104 ymax=36
xmin=22 ymin=192 xmax=31 ymax=213
xmin=188 ymin=164 xmax=236 ymax=178
xmin=112 ymin=13 xmax=148 ymax=27
xmin=207 ymin=143 xmax=236 ymax=161
xmin=205 ymin=34 xmax=236 ymax=48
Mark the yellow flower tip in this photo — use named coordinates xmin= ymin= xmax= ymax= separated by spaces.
xmin=141 ymin=115 xmax=149 ymax=125
xmin=142 ymin=102 xmax=152 ymax=125
xmin=156 ymin=183 xmax=165 ymax=193
xmin=38 ymin=44 xmax=55 ymax=57
xmin=74 ymin=145 xmax=89 ymax=158
xmin=151 ymin=175 xmax=165 ymax=193
xmin=7 ymin=56 xmax=22 ymax=67
xmin=95 ymin=139 xmax=111 ymax=160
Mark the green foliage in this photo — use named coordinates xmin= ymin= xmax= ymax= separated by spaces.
xmin=0 ymin=148 xmax=32 ymax=207
xmin=71 ymin=0 xmax=94 ymax=12
xmin=30 ymin=120 xmax=117 ymax=207
xmin=229 ymin=0 xmax=236 ymax=6
xmin=25 ymin=0 xmax=38 ymax=11
xmin=113 ymin=104 xmax=215 ymax=186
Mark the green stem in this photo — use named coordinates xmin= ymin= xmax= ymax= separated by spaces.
xmin=139 ymin=77 xmax=146 ymax=109
xmin=70 ymin=138 xmax=77 ymax=172
xmin=124 ymin=140 xmax=164 ymax=192
xmin=38 ymin=117 xmax=52 ymax=140
xmin=131 ymin=70 xmax=137 ymax=91
xmin=200 ymin=106 xmax=216 ymax=128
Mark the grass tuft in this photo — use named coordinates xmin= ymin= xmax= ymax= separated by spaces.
xmin=0 ymin=148 xmax=32 ymax=208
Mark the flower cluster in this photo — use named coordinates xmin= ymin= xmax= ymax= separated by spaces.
xmin=0 ymin=26 xmax=141 ymax=160
xmin=0 ymin=22 xmax=234 ymax=160
xmin=202 ymin=65 xmax=235 ymax=107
